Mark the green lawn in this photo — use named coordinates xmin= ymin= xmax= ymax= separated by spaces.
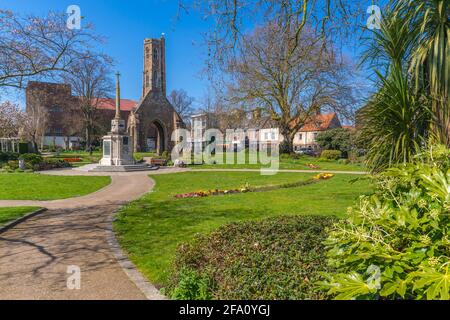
xmin=0 ymin=174 xmax=111 ymax=200
xmin=114 ymin=171 xmax=371 ymax=287
xmin=188 ymin=153 xmax=366 ymax=172
xmin=47 ymin=151 xmax=158 ymax=166
xmin=0 ymin=207 xmax=41 ymax=227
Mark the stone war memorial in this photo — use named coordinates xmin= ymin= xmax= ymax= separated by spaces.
xmin=89 ymin=72 xmax=155 ymax=172
xmin=24 ymin=36 xmax=185 ymax=155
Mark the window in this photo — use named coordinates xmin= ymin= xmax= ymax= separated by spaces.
xmin=271 ymin=132 xmax=276 ymax=140
xmin=264 ymin=132 xmax=269 ymax=140
xmin=153 ymin=48 xmax=158 ymax=61
xmin=53 ymin=127 xmax=63 ymax=136
xmin=153 ymin=71 xmax=158 ymax=87
xmin=298 ymin=134 xmax=303 ymax=140
xmin=50 ymin=105 xmax=62 ymax=113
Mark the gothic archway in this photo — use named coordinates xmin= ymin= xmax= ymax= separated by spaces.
xmin=146 ymin=120 xmax=166 ymax=155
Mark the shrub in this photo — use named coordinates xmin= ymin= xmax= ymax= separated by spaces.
xmin=161 ymin=151 xmax=171 ymax=161
xmin=167 ymin=215 xmax=337 ymax=300
xmin=0 ymin=152 xmax=19 ymax=163
xmin=169 ymin=268 xmax=213 ymax=300
xmin=35 ymin=158 xmax=71 ymax=171
xmin=319 ymin=145 xmax=450 ymax=300
xmin=337 ymin=158 xmax=350 ymax=165
xmin=6 ymin=160 xmax=19 ymax=170
xmin=316 ymin=128 xmax=356 ymax=157
xmin=320 ymin=150 xmax=342 ymax=160
xmin=19 ymin=153 xmax=43 ymax=165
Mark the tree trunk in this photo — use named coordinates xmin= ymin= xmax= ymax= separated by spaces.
xmin=65 ymin=136 xmax=70 ymax=150
xmin=280 ymin=127 xmax=294 ymax=154
xmin=85 ymin=125 xmax=91 ymax=151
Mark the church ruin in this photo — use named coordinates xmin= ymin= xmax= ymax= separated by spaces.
xmin=25 ymin=36 xmax=184 ymax=155
xmin=127 ymin=37 xmax=184 ymax=154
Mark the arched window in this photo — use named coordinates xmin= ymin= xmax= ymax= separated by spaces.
xmin=153 ymin=48 xmax=158 ymax=61
xmin=153 ymin=71 xmax=158 ymax=87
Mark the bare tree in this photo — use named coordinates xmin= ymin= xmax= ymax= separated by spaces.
xmin=62 ymin=104 xmax=84 ymax=150
xmin=0 ymin=101 xmax=25 ymax=138
xmin=168 ymin=89 xmax=195 ymax=123
xmin=59 ymin=53 xmax=114 ymax=150
xmin=178 ymin=0 xmax=365 ymax=80
xmin=0 ymin=10 xmax=100 ymax=89
xmin=225 ymin=22 xmax=357 ymax=152
xmin=20 ymin=102 xmax=49 ymax=152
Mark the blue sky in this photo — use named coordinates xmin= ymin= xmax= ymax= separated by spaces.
xmin=1 ymin=0 xmax=211 ymax=108
xmin=1 ymin=0 xmax=380 ymax=110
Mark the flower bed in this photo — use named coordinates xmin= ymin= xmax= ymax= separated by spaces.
xmin=175 ymin=185 xmax=250 ymax=199
xmin=63 ymin=158 xmax=82 ymax=163
xmin=314 ymin=173 xmax=334 ymax=180
xmin=173 ymin=176 xmax=332 ymax=199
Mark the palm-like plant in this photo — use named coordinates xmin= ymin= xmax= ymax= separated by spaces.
xmin=361 ymin=9 xmax=431 ymax=172
xmin=398 ymin=0 xmax=450 ymax=145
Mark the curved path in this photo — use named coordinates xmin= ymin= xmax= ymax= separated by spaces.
xmin=0 ymin=166 xmax=364 ymax=300
xmin=0 ymin=168 xmax=186 ymax=300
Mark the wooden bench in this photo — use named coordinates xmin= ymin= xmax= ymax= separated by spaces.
xmin=142 ymin=157 xmax=168 ymax=166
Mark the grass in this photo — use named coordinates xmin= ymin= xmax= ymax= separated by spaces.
xmin=114 ymin=171 xmax=372 ymax=287
xmin=0 ymin=173 xmax=111 ymax=200
xmin=46 ymin=151 xmax=158 ymax=166
xmin=188 ymin=152 xmax=366 ymax=172
xmin=46 ymin=151 xmax=102 ymax=167
xmin=0 ymin=207 xmax=40 ymax=227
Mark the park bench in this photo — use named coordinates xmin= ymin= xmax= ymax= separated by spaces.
xmin=143 ymin=157 xmax=167 ymax=167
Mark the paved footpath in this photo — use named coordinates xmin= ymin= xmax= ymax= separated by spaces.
xmin=0 ymin=168 xmax=187 ymax=300
xmin=0 ymin=167 xmax=364 ymax=300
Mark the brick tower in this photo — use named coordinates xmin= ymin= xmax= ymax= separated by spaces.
xmin=142 ymin=36 xmax=166 ymax=98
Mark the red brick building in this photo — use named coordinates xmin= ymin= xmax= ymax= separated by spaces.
xmin=25 ymin=81 xmax=138 ymax=150
xmin=25 ymin=36 xmax=184 ymax=152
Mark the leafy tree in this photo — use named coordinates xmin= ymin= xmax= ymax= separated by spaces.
xmin=400 ymin=0 xmax=449 ymax=145
xmin=316 ymin=128 xmax=355 ymax=156
xmin=360 ymin=7 xmax=432 ymax=172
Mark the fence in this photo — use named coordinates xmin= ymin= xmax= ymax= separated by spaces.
xmin=0 ymin=138 xmax=20 ymax=153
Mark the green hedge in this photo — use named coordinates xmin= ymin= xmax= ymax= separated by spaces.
xmin=166 ymin=215 xmax=337 ymax=300
xmin=1 ymin=153 xmax=70 ymax=172
xmin=321 ymin=150 xmax=342 ymax=160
